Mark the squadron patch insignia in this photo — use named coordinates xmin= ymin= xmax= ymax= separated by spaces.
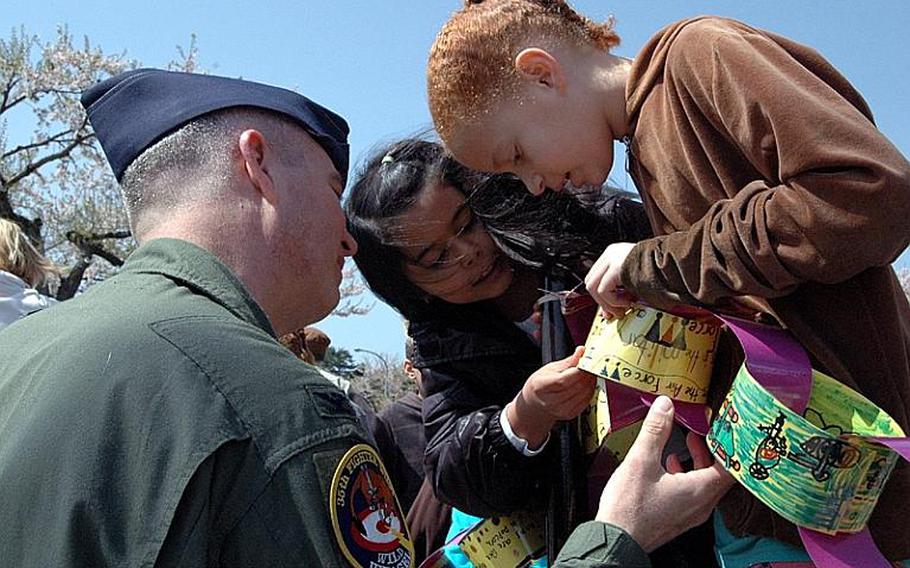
xmin=329 ymin=444 xmax=414 ymax=568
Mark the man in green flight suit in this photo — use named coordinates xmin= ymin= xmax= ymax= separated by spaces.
xmin=0 ymin=68 xmax=406 ymax=567
xmin=0 ymin=68 xmax=730 ymax=567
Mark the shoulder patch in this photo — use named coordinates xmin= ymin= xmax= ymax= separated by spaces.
xmin=329 ymin=444 xmax=414 ymax=567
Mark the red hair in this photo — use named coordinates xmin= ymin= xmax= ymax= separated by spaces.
xmin=428 ymin=0 xmax=620 ymax=141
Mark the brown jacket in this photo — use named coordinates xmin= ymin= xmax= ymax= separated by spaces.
xmin=622 ymin=16 xmax=910 ymax=559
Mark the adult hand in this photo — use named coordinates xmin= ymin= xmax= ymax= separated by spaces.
xmin=507 ymin=347 xmax=596 ymax=448
xmin=584 ymin=242 xmax=636 ymax=318
xmin=595 ymin=396 xmax=735 ymax=552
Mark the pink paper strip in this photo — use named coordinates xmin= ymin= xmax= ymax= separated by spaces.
xmin=716 ymin=315 xmax=813 ymax=414
xmin=800 ymin=527 xmax=892 ymax=568
xmin=870 ymin=437 xmax=910 ymax=461
xmin=603 ymin=382 xmax=711 ymax=436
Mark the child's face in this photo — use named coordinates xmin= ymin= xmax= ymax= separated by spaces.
xmin=446 ymin=85 xmax=617 ymax=196
xmin=397 ymin=183 xmax=514 ymax=305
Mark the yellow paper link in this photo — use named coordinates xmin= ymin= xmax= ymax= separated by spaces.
xmin=458 ymin=511 xmax=546 ymax=568
xmin=579 ymin=380 xmax=642 ymax=460
xmin=579 ymin=381 xmax=609 ymax=454
xmin=604 ymin=419 xmax=642 ymax=463
xmin=578 ymin=305 xmax=720 ymax=404
xmin=707 ymin=366 xmax=905 ymax=534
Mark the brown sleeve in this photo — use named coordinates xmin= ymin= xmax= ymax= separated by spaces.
xmin=622 ymin=20 xmax=910 ymax=307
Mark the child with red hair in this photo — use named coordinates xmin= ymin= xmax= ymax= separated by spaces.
xmin=427 ymin=1 xmax=910 ymax=565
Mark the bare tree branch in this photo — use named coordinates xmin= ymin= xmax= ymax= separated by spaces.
xmin=0 ymin=75 xmax=18 ymax=112
xmin=0 ymin=94 xmax=28 ymax=115
xmin=37 ymin=88 xmax=83 ymax=96
xmin=57 ymin=257 xmax=92 ymax=300
xmin=0 ymin=193 xmax=44 ymax=248
xmin=66 ymin=230 xmax=125 ymax=267
xmin=0 ymin=75 xmax=23 ymax=113
xmin=5 ymin=128 xmax=92 ymax=187
xmin=81 ymin=229 xmax=132 ymax=241
xmin=2 ymin=128 xmax=77 ymax=160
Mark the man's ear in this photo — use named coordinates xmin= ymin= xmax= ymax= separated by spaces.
xmin=514 ymin=47 xmax=566 ymax=91
xmin=403 ymin=359 xmax=423 ymax=390
xmin=238 ymin=129 xmax=278 ymax=203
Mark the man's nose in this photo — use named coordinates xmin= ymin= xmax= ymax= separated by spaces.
xmin=341 ymin=227 xmax=358 ymax=257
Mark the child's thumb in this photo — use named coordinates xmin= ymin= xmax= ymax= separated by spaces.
xmin=551 ymin=346 xmax=585 ymax=371
xmin=626 ymin=396 xmax=675 ymax=466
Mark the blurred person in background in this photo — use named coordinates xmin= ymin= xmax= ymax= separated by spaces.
xmin=0 ymin=217 xmax=58 ymax=330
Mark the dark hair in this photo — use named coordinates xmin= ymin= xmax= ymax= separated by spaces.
xmin=345 ymin=138 xmax=650 ymax=322
xmin=346 ymin=139 xmax=468 ymax=321
xmin=470 ymin=177 xmax=647 ymax=277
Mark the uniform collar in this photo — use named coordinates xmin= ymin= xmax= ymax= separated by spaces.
xmin=122 ymin=238 xmax=275 ymax=336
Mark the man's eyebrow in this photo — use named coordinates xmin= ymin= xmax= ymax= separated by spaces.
xmin=414 ymin=201 xmax=469 ymax=264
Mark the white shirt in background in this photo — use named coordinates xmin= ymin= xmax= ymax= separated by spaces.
xmin=0 ymin=270 xmax=57 ymax=330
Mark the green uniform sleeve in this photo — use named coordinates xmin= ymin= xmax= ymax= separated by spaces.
xmin=554 ymin=522 xmax=651 ymax=568
xmin=216 ymin=438 xmax=358 ymax=568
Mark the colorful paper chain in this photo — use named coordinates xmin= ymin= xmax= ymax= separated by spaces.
xmin=709 ymin=315 xmax=909 ymax=567
xmin=419 ymin=512 xmax=545 ymax=568
xmin=572 ymin=301 xmax=910 ymax=567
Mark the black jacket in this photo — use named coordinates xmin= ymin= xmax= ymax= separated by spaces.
xmin=410 ymin=302 xmax=552 ymax=516
xmin=374 ymin=391 xmax=426 ymax=513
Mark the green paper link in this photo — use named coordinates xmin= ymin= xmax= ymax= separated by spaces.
xmin=707 ymin=366 xmax=904 ymax=535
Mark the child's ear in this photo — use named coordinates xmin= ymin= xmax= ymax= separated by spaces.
xmin=514 ymin=48 xmax=566 ymax=91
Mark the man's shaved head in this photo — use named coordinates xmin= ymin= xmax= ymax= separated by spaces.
xmin=120 ymin=107 xmax=305 ymax=238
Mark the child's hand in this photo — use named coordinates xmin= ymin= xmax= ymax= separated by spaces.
xmin=585 ymin=242 xmax=636 ymax=318
xmin=507 ymin=347 xmax=596 ymax=448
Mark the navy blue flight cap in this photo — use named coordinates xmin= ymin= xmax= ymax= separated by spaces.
xmin=81 ymin=68 xmax=350 ymax=184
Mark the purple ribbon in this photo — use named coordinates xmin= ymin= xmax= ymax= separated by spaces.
xmin=799 ymin=527 xmax=893 ymax=568
xmin=601 ymin=381 xmax=711 ymax=435
xmin=715 ymin=315 xmax=813 ymax=415
xmin=719 ymin=316 xmax=907 ymax=568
